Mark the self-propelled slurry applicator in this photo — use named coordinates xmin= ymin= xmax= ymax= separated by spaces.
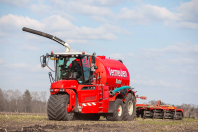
xmin=22 ymin=27 xmax=183 ymax=121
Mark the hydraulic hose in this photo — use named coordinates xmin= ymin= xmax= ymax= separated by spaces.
xmin=109 ymin=86 xmax=131 ymax=96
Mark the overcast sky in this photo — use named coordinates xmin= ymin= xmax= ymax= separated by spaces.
xmin=0 ymin=0 xmax=197 ymax=105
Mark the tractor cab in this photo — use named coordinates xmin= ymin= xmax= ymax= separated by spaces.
xmin=54 ymin=52 xmax=92 ymax=84
xmin=40 ymin=51 xmax=94 ymax=85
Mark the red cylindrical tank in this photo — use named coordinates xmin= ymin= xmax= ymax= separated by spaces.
xmin=95 ymin=56 xmax=130 ymax=90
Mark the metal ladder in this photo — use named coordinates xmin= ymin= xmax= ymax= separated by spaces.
xmin=98 ymin=86 xmax=103 ymax=113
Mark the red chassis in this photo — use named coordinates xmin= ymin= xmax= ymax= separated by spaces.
xmin=50 ymin=80 xmax=135 ymax=114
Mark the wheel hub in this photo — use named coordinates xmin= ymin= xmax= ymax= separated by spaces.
xmin=118 ymin=105 xmax=122 ymax=116
xmin=128 ymin=100 xmax=133 ymax=115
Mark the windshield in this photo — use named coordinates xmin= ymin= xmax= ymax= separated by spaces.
xmin=56 ymin=56 xmax=91 ymax=84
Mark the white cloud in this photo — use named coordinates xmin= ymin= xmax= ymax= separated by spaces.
xmin=131 ymin=78 xmax=182 ymax=88
xmin=0 ymin=0 xmax=32 ymax=7
xmin=74 ymin=26 xmax=117 ymax=40
xmin=168 ymin=58 xmax=195 ymax=65
xmin=41 ymin=15 xmax=76 ymax=31
xmin=48 ymin=0 xmax=114 ymax=16
xmin=109 ymin=53 xmax=125 ymax=60
xmin=66 ymin=39 xmax=88 ymax=44
xmin=118 ymin=5 xmax=179 ymax=25
xmin=5 ymin=63 xmax=49 ymax=73
xmin=94 ymin=0 xmax=142 ymax=6
xmin=164 ymin=21 xmax=198 ymax=29
xmin=0 ymin=14 xmax=131 ymax=44
xmin=21 ymin=45 xmax=40 ymax=51
xmin=2 ymin=0 xmax=197 ymax=30
xmin=78 ymin=0 xmax=141 ymax=6
xmin=137 ymin=41 xmax=198 ymax=74
xmin=135 ymin=74 xmax=148 ymax=80
xmin=176 ymin=0 xmax=198 ymax=23
xmin=109 ymin=52 xmax=134 ymax=60
xmin=44 ymin=0 xmax=198 ymax=29
xmin=47 ymin=45 xmax=62 ymax=52
xmin=47 ymin=44 xmax=79 ymax=52
xmin=140 ymin=41 xmax=198 ymax=57
xmin=29 ymin=0 xmax=140 ymax=23
xmin=70 ymin=49 xmax=79 ymax=52
xmin=7 ymin=63 xmax=32 ymax=69
xmin=46 ymin=0 xmax=142 ymax=9
xmin=0 ymin=14 xmax=44 ymax=37
xmin=30 ymin=4 xmax=76 ymax=21
xmin=127 ymin=53 xmax=134 ymax=57
xmin=104 ymin=24 xmax=132 ymax=35
xmin=118 ymin=1 xmax=198 ymax=29
xmin=90 ymin=16 xmax=109 ymax=23
xmin=0 ymin=58 xmax=4 ymax=68
xmin=105 ymin=42 xmax=198 ymax=76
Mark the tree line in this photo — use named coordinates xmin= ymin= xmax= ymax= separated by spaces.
xmin=0 ymin=88 xmax=197 ymax=118
xmin=148 ymin=100 xmax=198 ymax=119
xmin=0 ymin=88 xmax=47 ymax=113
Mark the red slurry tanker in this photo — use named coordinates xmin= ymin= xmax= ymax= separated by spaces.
xmin=22 ymin=27 xmax=184 ymax=121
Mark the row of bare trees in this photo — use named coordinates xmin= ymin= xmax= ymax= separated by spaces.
xmin=0 ymin=88 xmax=47 ymax=113
xmin=0 ymin=88 xmax=197 ymax=118
xmin=148 ymin=100 xmax=198 ymax=119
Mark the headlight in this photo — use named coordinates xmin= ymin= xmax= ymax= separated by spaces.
xmin=59 ymin=89 xmax=65 ymax=92
xmin=50 ymin=89 xmax=54 ymax=92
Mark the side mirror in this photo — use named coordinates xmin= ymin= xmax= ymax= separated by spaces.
xmin=92 ymin=55 xmax=96 ymax=63
xmin=94 ymin=66 xmax=98 ymax=69
xmin=92 ymin=52 xmax=96 ymax=63
xmin=40 ymin=55 xmax=46 ymax=67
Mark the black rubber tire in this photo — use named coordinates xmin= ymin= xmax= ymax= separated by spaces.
xmin=176 ymin=111 xmax=183 ymax=120
xmin=106 ymin=99 xmax=124 ymax=121
xmin=123 ymin=93 xmax=136 ymax=121
xmin=106 ymin=114 xmax=113 ymax=121
xmin=55 ymin=94 xmax=74 ymax=121
xmin=136 ymin=110 xmax=141 ymax=118
xmin=47 ymin=94 xmax=57 ymax=120
xmin=140 ymin=110 xmax=144 ymax=118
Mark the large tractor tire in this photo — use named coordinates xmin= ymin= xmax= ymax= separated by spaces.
xmin=55 ymin=94 xmax=74 ymax=121
xmin=106 ymin=99 xmax=124 ymax=121
xmin=176 ymin=111 xmax=183 ymax=120
xmin=123 ymin=93 xmax=136 ymax=121
xmin=47 ymin=94 xmax=57 ymax=120
xmin=106 ymin=114 xmax=113 ymax=121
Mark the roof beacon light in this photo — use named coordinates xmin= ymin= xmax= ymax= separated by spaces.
xmin=82 ymin=51 xmax=85 ymax=54
xmin=51 ymin=51 xmax=53 ymax=54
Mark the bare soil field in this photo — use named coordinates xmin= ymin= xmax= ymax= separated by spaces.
xmin=0 ymin=112 xmax=198 ymax=132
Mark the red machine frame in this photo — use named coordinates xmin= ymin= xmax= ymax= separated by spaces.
xmin=136 ymin=100 xmax=184 ymax=120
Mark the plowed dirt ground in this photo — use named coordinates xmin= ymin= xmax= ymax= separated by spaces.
xmin=0 ymin=113 xmax=198 ymax=132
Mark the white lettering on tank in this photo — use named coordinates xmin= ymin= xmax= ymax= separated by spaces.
xmin=116 ymin=79 xmax=122 ymax=84
xmin=107 ymin=67 xmax=128 ymax=78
